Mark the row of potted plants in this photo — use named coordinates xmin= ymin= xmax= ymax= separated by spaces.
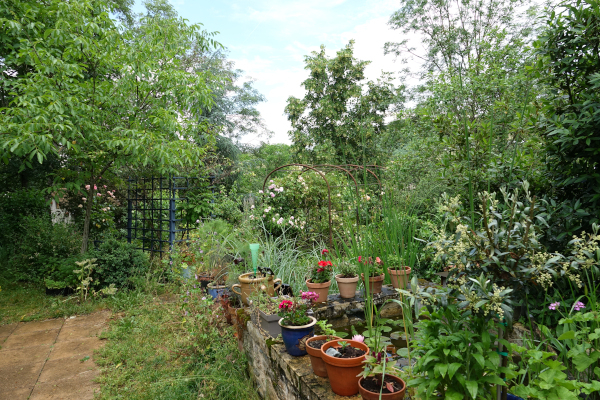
xmin=307 ymin=249 xmax=412 ymax=301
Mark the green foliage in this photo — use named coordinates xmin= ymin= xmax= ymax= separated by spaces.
xmin=44 ymin=253 xmax=88 ymax=290
xmin=285 ymin=40 xmax=400 ymax=164
xmin=0 ymin=189 xmax=48 ymax=251
xmin=408 ymin=302 xmax=513 ymax=399
xmin=510 ymin=344 xmax=600 ymax=399
xmin=89 ymin=239 xmax=150 ymax=289
xmin=0 ymin=0 xmax=221 ymax=252
xmin=534 ymin=0 xmax=600 ymax=226
xmin=7 ymin=216 xmax=81 ymax=282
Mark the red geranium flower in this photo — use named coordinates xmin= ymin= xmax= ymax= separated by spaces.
xmin=358 ymin=256 xmax=363 ymax=263
xmin=279 ymin=300 xmax=293 ymax=310
xmin=317 ymin=267 xmax=324 ymax=273
xmin=321 ymin=249 xmax=329 ymax=255
xmin=318 ymin=260 xmax=328 ymax=267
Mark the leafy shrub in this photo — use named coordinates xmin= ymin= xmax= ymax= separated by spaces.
xmin=7 ymin=215 xmax=81 ymax=281
xmin=44 ymin=253 xmax=88 ymax=289
xmin=0 ymin=189 xmax=48 ymax=251
xmin=89 ymin=239 xmax=150 ymax=289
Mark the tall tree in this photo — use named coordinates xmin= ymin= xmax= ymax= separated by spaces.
xmin=0 ymin=0 xmax=221 ymax=252
xmin=384 ymin=0 xmax=545 ymax=197
xmin=285 ymin=41 xmax=401 ymax=164
xmin=534 ymin=0 xmax=600 ymax=225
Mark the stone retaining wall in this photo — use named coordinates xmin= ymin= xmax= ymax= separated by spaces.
xmin=241 ymin=285 xmax=402 ymax=400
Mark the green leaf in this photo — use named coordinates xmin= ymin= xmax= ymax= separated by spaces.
xmin=472 ymin=353 xmax=485 ymax=367
xmin=573 ymin=352 xmax=600 ymax=372
xmin=465 ymin=380 xmax=478 ymax=399
xmin=557 ymin=330 xmax=576 ymax=340
xmin=448 ymin=363 xmax=462 ymax=379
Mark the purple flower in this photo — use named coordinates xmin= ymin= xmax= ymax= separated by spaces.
xmin=573 ymin=301 xmax=585 ymax=311
xmin=184 ymin=310 xmax=188 ymax=316
xmin=549 ymin=302 xmax=560 ymax=310
xmin=195 ymin=274 xmax=198 ymax=280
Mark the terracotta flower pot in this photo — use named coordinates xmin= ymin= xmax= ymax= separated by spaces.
xmin=358 ymin=374 xmax=407 ymax=400
xmin=361 ymin=273 xmax=385 ymax=294
xmin=321 ymin=339 xmax=369 ymax=396
xmin=306 ymin=279 xmax=331 ymax=303
xmin=305 ymin=335 xmax=340 ymax=377
xmin=388 ymin=267 xmax=411 ymax=289
xmin=232 ymin=272 xmax=282 ymax=306
xmin=335 ymin=274 xmax=359 ymax=298
xmin=228 ymin=304 xmax=241 ymax=328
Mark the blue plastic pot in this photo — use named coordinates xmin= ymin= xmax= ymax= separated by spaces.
xmin=507 ymin=394 xmax=524 ymax=400
xmin=279 ymin=316 xmax=317 ymax=356
xmin=207 ymin=283 xmax=229 ymax=300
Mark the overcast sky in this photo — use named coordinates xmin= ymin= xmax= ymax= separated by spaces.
xmin=133 ymin=0 xmax=409 ymax=145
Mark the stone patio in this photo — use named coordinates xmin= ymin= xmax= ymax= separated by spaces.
xmin=0 ymin=311 xmax=110 ymax=400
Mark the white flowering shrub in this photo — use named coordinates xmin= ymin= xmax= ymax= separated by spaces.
xmin=429 ymin=181 xmax=600 ymax=297
xmin=251 ymin=171 xmax=354 ymax=243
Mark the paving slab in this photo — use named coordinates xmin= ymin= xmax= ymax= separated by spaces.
xmin=38 ymin=356 xmax=98 ymax=383
xmin=56 ymin=323 xmax=106 ymax=343
xmin=0 ymin=361 xmax=44 ymax=392
xmin=0 ymin=311 xmax=110 ymax=399
xmin=0 ymin=344 xmax=52 ymax=369
xmin=0 ymin=386 xmax=35 ymax=400
xmin=63 ymin=311 xmax=111 ymax=327
xmin=0 ymin=323 xmax=18 ymax=337
xmin=12 ymin=319 xmax=64 ymax=335
xmin=48 ymin=337 xmax=105 ymax=361
xmin=29 ymin=370 xmax=100 ymax=400
xmin=2 ymin=329 xmax=60 ymax=349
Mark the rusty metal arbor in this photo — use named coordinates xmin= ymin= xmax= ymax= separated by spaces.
xmin=262 ymin=164 xmax=384 ymax=246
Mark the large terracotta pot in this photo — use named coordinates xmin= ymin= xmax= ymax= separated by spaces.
xmin=388 ymin=267 xmax=411 ymax=289
xmin=279 ymin=317 xmax=316 ymax=356
xmin=232 ymin=272 xmax=282 ymax=305
xmin=321 ymin=339 xmax=369 ymax=396
xmin=335 ymin=274 xmax=359 ymax=298
xmin=358 ymin=374 xmax=407 ymax=400
xmin=361 ymin=273 xmax=385 ymax=294
xmin=305 ymin=279 xmax=331 ymax=303
xmin=305 ymin=335 xmax=340 ymax=377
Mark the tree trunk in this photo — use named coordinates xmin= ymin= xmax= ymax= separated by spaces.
xmin=81 ymin=182 xmax=95 ymax=254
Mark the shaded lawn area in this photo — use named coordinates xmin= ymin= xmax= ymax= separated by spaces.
xmin=0 ymin=278 xmax=106 ymax=325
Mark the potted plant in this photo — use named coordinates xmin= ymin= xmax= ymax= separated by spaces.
xmin=360 ymin=256 xmax=385 ymax=295
xmin=387 ymin=255 xmax=411 ymax=290
xmin=207 ymin=273 xmax=229 ymax=300
xmin=357 ymin=351 xmax=407 ymax=399
xmin=227 ymin=294 xmax=243 ymax=328
xmin=306 ymin=249 xmax=333 ymax=303
xmin=278 ymin=293 xmax=317 ymax=356
xmin=320 ymin=339 xmax=370 ymax=396
xmin=249 ymin=290 xmax=284 ymax=338
xmin=335 ymin=260 xmax=359 ymax=298
xmin=306 ymin=320 xmax=346 ymax=377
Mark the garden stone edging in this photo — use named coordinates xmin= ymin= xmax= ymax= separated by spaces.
xmin=242 ymin=285 xmax=403 ymax=400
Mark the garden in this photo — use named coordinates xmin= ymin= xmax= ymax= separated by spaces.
xmin=1 ymin=0 xmax=600 ymax=399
